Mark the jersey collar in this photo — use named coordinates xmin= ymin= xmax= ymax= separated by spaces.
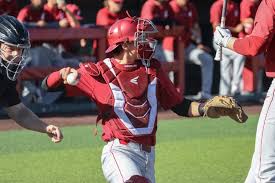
xmin=111 ymin=58 xmax=141 ymax=71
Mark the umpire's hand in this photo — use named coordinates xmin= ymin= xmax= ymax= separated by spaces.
xmin=46 ymin=125 xmax=63 ymax=143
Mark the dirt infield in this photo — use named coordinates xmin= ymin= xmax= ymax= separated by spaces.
xmin=0 ymin=105 xmax=262 ymax=131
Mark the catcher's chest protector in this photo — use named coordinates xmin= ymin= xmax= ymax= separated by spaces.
xmin=97 ymin=58 xmax=158 ymax=136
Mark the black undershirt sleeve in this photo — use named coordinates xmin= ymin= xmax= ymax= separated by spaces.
xmin=171 ymin=98 xmax=192 ymax=117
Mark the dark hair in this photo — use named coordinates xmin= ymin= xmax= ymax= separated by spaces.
xmin=107 ymin=44 xmax=123 ymax=57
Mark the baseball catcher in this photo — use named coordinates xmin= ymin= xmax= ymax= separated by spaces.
xmin=42 ymin=16 xmax=247 ymax=183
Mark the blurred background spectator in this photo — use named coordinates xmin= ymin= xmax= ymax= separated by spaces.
xmin=210 ymin=0 xmax=246 ymax=97
xmin=240 ymin=0 xmax=264 ymax=97
xmin=17 ymin=0 xmax=56 ymax=28
xmin=162 ymin=0 xmax=214 ymax=100
xmin=140 ymin=0 xmax=174 ymax=26
xmin=93 ymin=0 xmax=127 ymax=58
xmin=17 ymin=0 xmax=82 ymax=104
xmin=141 ymin=0 xmax=213 ymax=100
xmin=0 ymin=0 xmax=18 ymax=16
xmin=96 ymin=0 xmax=126 ymax=26
xmin=140 ymin=0 xmax=175 ymax=70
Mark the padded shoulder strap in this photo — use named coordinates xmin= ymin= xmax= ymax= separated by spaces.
xmin=79 ymin=62 xmax=100 ymax=76
xmin=97 ymin=58 xmax=120 ymax=84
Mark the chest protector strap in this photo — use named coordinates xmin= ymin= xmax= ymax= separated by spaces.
xmin=96 ymin=58 xmax=158 ymax=136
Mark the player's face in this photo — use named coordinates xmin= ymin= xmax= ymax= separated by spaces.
xmin=176 ymin=0 xmax=188 ymax=6
xmin=107 ymin=0 xmax=123 ymax=13
xmin=0 ymin=43 xmax=23 ymax=63
xmin=47 ymin=0 xmax=57 ymax=6
xmin=125 ymin=42 xmax=138 ymax=58
xmin=31 ymin=0 xmax=43 ymax=7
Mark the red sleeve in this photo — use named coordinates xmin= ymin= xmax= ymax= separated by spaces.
xmin=46 ymin=71 xmax=86 ymax=97
xmin=157 ymin=66 xmax=183 ymax=110
xmin=46 ymin=71 xmax=63 ymax=88
xmin=233 ymin=0 xmax=274 ymax=56
xmin=96 ymin=8 xmax=110 ymax=26
xmin=234 ymin=36 xmax=266 ymax=56
xmin=240 ymin=1 xmax=252 ymax=20
xmin=210 ymin=2 xmax=222 ymax=25
xmin=140 ymin=1 xmax=155 ymax=20
xmin=17 ymin=8 xmax=28 ymax=22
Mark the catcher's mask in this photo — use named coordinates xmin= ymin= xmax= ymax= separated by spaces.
xmin=0 ymin=15 xmax=31 ymax=81
xmin=106 ymin=17 xmax=158 ymax=67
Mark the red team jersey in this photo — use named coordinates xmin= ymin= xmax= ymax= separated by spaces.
xmin=0 ymin=0 xmax=18 ymax=16
xmin=17 ymin=4 xmax=79 ymax=24
xmin=17 ymin=5 xmax=47 ymax=22
xmin=210 ymin=0 xmax=240 ymax=36
xmin=240 ymin=0 xmax=260 ymax=21
xmin=43 ymin=3 xmax=65 ymax=22
xmin=96 ymin=7 xmax=127 ymax=26
xmin=47 ymin=59 xmax=182 ymax=146
xmin=239 ymin=0 xmax=260 ymax=37
xmin=94 ymin=8 xmax=127 ymax=56
xmin=233 ymin=0 xmax=275 ymax=77
xmin=162 ymin=1 xmax=198 ymax=51
xmin=140 ymin=0 xmax=174 ymax=22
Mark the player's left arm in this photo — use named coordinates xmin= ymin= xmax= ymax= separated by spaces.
xmin=157 ymin=62 xmax=204 ymax=117
xmin=171 ymin=99 xmax=204 ymax=117
xmin=4 ymin=103 xmax=63 ymax=143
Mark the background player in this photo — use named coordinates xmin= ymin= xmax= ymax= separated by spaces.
xmin=0 ymin=15 xmax=63 ymax=143
xmin=42 ymin=16 xmax=243 ymax=183
xmin=162 ymin=0 xmax=214 ymax=100
xmin=213 ymin=0 xmax=275 ymax=182
xmin=210 ymin=0 xmax=246 ymax=96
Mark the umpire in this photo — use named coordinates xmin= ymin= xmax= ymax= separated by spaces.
xmin=0 ymin=15 xmax=63 ymax=143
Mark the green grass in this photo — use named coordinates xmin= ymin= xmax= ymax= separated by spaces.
xmin=0 ymin=116 xmax=259 ymax=183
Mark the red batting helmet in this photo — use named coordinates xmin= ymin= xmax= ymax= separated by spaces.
xmin=105 ymin=17 xmax=158 ymax=66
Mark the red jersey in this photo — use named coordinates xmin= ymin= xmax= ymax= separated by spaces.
xmin=47 ymin=58 xmax=182 ymax=146
xmin=17 ymin=5 xmax=46 ymax=22
xmin=233 ymin=0 xmax=275 ymax=77
xmin=0 ymin=0 xmax=18 ymax=16
xmin=43 ymin=4 xmax=65 ymax=22
xmin=94 ymin=8 xmax=126 ymax=56
xmin=210 ymin=0 xmax=240 ymax=36
xmin=140 ymin=0 xmax=174 ymax=21
xmin=241 ymin=0 xmax=260 ymax=20
xmin=96 ymin=7 xmax=127 ymax=26
xmin=239 ymin=0 xmax=260 ymax=37
xmin=162 ymin=1 xmax=198 ymax=51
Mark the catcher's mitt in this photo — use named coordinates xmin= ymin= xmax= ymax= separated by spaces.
xmin=203 ymin=96 xmax=248 ymax=123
